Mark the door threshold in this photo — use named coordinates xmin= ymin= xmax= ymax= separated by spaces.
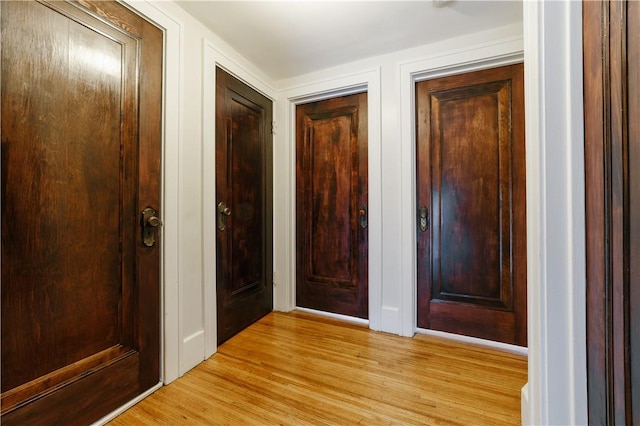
xmin=91 ymin=381 xmax=162 ymax=425
xmin=415 ymin=328 xmax=528 ymax=357
xmin=295 ymin=307 xmax=369 ymax=326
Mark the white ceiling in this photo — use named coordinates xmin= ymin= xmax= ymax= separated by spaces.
xmin=175 ymin=1 xmax=523 ymax=81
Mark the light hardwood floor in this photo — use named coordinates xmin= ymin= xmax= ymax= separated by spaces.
xmin=108 ymin=311 xmax=527 ymax=425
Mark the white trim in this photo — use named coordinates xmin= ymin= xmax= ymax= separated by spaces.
xmin=416 ymin=328 xmax=528 ymax=357
xmin=521 ymin=383 xmax=530 ymax=426
xmin=523 ymin=2 xmax=543 ymax=422
xmin=90 ymin=381 xmax=162 ymax=426
xmin=182 ymin=330 xmax=206 ymax=373
xmin=277 ymin=68 xmax=383 ymax=332
xmin=295 ymin=307 xmax=370 ymax=326
xmin=202 ymin=39 xmax=278 ymax=358
xmin=121 ymin=0 xmax=182 ymax=385
xmin=523 ymin=1 xmax=587 ymax=424
xmin=398 ymin=36 xmax=524 ymax=338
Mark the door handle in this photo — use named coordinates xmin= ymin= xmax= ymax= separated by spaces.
xmin=142 ymin=207 xmax=161 ymax=247
xmin=359 ymin=205 xmax=368 ymax=229
xmin=418 ymin=206 xmax=429 ymax=232
xmin=217 ymin=202 xmax=231 ymax=231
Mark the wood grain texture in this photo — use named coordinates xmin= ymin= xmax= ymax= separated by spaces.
xmin=416 ymin=64 xmax=526 ymax=346
xmin=215 ymin=67 xmax=273 ymax=345
xmin=629 ymin=2 xmax=640 ymax=422
xmin=584 ymin=1 xmax=639 ymax=423
xmin=108 ymin=312 xmax=527 ymax=426
xmin=296 ymin=93 xmax=368 ymax=319
xmin=1 ymin=1 xmax=162 ymax=423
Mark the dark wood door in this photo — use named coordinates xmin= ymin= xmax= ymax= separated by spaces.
xmin=416 ymin=64 xmax=526 ymax=346
xmin=216 ymin=67 xmax=273 ymax=345
xmin=584 ymin=1 xmax=639 ymax=423
xmin=295 ymin=93 xmax=368 ymax=319
xmin=1 ymin=1 xmax=162 ymax=424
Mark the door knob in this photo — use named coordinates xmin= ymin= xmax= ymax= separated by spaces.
xmin=217 ymin=202 xmax=231 ymax=231
xmin=142 ymin=207 xmax=161 ymax=247
xmin=359 ymin=205 xmax=368 ymax=229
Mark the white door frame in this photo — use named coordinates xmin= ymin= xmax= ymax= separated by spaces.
xmin=522 ymin=1 xmax=587 ymax=424
xmin=275 ymin=69 xmax=383 ymax=331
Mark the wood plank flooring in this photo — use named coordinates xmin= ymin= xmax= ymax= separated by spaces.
xmin=108 ymin=311 xmax=527 ymax=425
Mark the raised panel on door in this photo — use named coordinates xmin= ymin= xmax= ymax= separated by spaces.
xmin=416 ymin=64 xmax=526 ymax=346
xmin=216 ymin=67 xmax=273 ymax=345
xmin=296 ymin=93 xmax=368 ymax=319
xmin=1 ymin=1 xmax=162 ymax=423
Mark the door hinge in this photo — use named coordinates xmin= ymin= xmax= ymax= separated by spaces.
xmin=272 ymin=271 xmax=277 ymax=287
xmin=271 ymin=121 xmax=276 ymax=135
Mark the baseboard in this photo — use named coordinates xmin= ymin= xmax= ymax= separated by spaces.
xmin=91 ymin=381 xmax=162 ymax=425
xmin=380 ymin=306 xmax=402 ymax=335
xmin=294 ymin=307 xmax=369 ymax=325
xmin=415 ymin=327 xmax=528 ymax=356
xmin=521 ymin=382 xmax=530 ymax=425
xmin=181 ymin=330 xmax=205 ymax=374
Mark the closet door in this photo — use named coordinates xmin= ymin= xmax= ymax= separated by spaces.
xmin=416 ymin=64 xmax=527 ymax=346
xmin=215 ymin=67 xmax=273 ymax=345
xmin=584 ymin=1 xmax=639 ymax=423
xmin=1 ymin=1 xmax=162 ymax=423
xmin=296 ymin=93 xmax=368 ymax=319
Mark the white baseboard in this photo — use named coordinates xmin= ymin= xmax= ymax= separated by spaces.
xmin=415 ymin=327 xmax=528 ymax=356
xmin=181 ymin=330 xmax=205 ymax=375
xmin=380 ymin=306 xmax=402 ymax=335
xmin=521 ymin=382 xmax=530 ymax=425
xmin=91 ymin=381 xmax=162 ymax=425
xmin=294 ymin=307 xmax=369 ymax=325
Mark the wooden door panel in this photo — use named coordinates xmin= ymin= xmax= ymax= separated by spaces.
xmin=416 ymin=64 xmax=526 ymax=346
xmin=296 ymin=93 xmax=368 ymax=319
xmin=1 ymin=1 xmax=161 ymax=423
xmin=584 ymin=1 xmax=639 ymax=423
xmin=631 ymin=3 xmax=640 ymax=420
xmin=429 ymin=303 xmax=514 ymax=344
xmin=308 ymin=113 xmax=356 ymax=284
xmin=2 ymin=2 xmax=125 ymax=391
xmin=216 ymin=68 xmax=273 ymax=345
xmin=430 ymin=81 xmax=513 ymax=310
xmin=228 ymin=98 xmax=265 ymax=296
